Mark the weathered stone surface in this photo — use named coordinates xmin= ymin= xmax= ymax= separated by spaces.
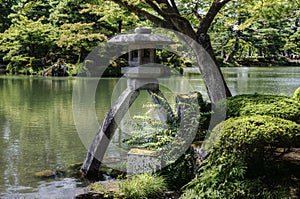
xmin=122 ymin=65 xmax=171 ymax=78
xmin=34 ymin=169 xmax=64 ymax=179
xmin=107 ymin=27 xmax=175 ymax=45
xmin=75 ymin=191 xmax=113 ymax=199
xmin=127 ymin=148 xmax=162 ymax=174
xmin=127 ymin=78 xmax=159 ymax=90
xmin=81 ymin=88 xmax=140 ymax=178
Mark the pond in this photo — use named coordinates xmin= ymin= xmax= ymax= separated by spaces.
xmin=0 ymin=67 xmax=299 ymax=198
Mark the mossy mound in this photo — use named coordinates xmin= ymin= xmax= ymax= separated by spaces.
xmin=221 ymin=94 xmax=300 ymax=124
xmin=184 ymin=115 xmax=300 ymax=198
xmin=186 ymin=93 xmax=300 ymax=198
xmin=211 ymin=116 xmax=300 ymax=153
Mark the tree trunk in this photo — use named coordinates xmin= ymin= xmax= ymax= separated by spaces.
xmin=111 ymin=0 xmax=233 ymax=103
xmin=196 ymin=32 xmax=232 ymax=103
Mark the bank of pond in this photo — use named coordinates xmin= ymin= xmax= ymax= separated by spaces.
xmin=35 ymin=90 xmax=299 ymax=199
xmin=0 ymin=56 xmax=300 ymax=77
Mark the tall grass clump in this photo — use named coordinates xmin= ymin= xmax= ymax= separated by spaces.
xmin=120 ymin=173 xmax=167 ymax=199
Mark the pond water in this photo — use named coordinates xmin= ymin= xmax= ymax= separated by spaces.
xmin=0 ymin=67 xmax=299 ymax=198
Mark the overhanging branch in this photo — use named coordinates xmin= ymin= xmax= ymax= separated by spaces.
xmin=197 ymin=0 xmax=231 ymax=34
xmin=111 ymin=0 xmax=173 ymax=29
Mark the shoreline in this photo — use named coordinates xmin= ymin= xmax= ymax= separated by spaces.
xmin=0 ymin=61 xmax=299 ymax=77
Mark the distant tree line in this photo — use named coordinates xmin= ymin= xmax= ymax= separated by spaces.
xmin=0 ymin=0 xmax=299 ymax=75
xmin=0 ymin=0 xmax=147 ymax=75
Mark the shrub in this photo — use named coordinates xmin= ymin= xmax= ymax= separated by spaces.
xmin=158 ymin=150 xmax=195 ymax=190
xmin=123 ymin=92 xmax=208 ymax=190
xmin=184 ymin=115 xmax=300 ymax=198
xmin=181 ymin=189 xmax=202 ymax=199
xmin=220 ymin=94 xmax=300 ymax=124
xmin=124 ymin=91 xmax=209 ymax=165
xmin=294 ymin=87 xmax=300 ymax=101
xmin=120 ymin=173 xmax=167 ymax=199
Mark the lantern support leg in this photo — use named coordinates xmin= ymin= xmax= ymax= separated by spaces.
xmin=81 ymin=88 xmax=140 ymax=178
xmin=81 ymin=84 xmax=175 ymax=178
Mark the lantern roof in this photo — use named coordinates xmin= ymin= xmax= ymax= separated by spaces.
xmin=107 ymin=27 xmax=175 ymax=45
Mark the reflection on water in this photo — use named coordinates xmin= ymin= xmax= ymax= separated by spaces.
xmin=185 ymin=67 xmax=300 ymax=96
xmin=223 ymin=67 xmax=300 ymax=96
xmin=0 ymin=77 xmax=86 ymax=198
xmin=0 ymin=67 xmax=300 ymax=197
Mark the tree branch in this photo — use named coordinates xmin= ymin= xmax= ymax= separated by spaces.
xmin=112 ymin=0 xmax=196 ymax=39
xmin=197 ymin=0 xmax=231 ymax=34
xmin=144 ymin=0 xmax=169 ymax=20
xmin=111 ymin=0 xmax=173 ymax=29
xmin=169 ymin=0 xmax=180 ymax=14
xmin=149 ymin=0 xmax=196 ymax=38
xmin=193 ymin=2 xmax=203 ymax=22
xmin=155 ymin=0 xmax=180 ymax=15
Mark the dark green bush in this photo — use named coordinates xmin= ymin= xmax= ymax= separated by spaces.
xmin=221 ymin=94 xmax=300 ymax=124
xmin=158 ymin=150 xmax=195 ymax=190
xmin=123 ymin=92 xmax=209 ymax=190
xmin=124 ymin=91 xmax=209 ymax=151
xmin=184 ymin=115 xmax=300 ymax=198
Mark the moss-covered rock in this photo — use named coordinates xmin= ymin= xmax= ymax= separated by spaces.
xmin=210 ymin=116 xmax=300 ymax=153
xmin=34 ymin=169 xmax=64 ymax=179
xmin=185 ymin=115 xmax=300 ymax=198
xmin=220 ymin=94 xmax=300 ymax=124
xmin=88 ymin=180 xmax=121 ymax=197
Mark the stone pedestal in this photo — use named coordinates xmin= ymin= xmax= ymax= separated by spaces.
xmin=127 ymin=78 xmax=158 ymax=90
xmin=122 ymin=64 xmax=171 ymax=79
xmin=127 ymin=148 xmax=162 ymax=174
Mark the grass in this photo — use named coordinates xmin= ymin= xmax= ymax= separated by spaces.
xmin=119 ymin=173 xmax=167 ymax=199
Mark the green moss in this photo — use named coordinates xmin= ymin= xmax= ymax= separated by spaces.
xmin=211 ymin=116 xmax=300 ymax=153
xmin=185 ymin=94 xmax=300 ymax=198
xmin=89 ymin=180 xmax=120 ymax=195
xmin=294 ymin=87 xmax=300 ymax=101
xmin=185 ymin=115 xmax=300 ymax=198
xmin=220 ymin=94 xmax=300 ymax=124
xmin=68 ymin=162 xmax=82 ymax=169
xmin=34 ymin=170 xmax=55 ymax=178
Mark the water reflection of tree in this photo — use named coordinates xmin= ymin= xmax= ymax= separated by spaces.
xmin=0 ymin=77 xmax=85 ymax=189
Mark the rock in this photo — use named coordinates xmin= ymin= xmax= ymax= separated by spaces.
xmin=75 ymin=180 xmax=121 ymax=199
xmin=34 ymin=170 xmax=55 ymax=178
xmin=75 ymin=191 xmax=113 ymax=199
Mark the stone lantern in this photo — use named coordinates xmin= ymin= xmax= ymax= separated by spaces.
xmin=81 ymin=27 xmax=176 ymax=177
xmin=108 ymin=27 xmax=174 ymax=90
